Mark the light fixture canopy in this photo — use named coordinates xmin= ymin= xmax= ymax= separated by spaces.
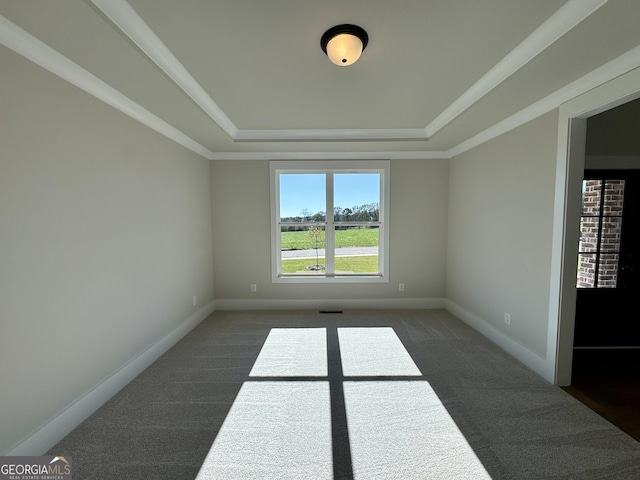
xmin=320 ymin=24 xmax=368 ymax=66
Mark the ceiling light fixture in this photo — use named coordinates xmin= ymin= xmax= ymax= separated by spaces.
xmin=320 ymin=24 xmax=368 ymax=66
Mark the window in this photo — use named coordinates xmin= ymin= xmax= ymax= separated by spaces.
xmin=270 ymin=160 xmax=390 ymax=282
xmin=576 ymin=178 xmax=625 ymax=288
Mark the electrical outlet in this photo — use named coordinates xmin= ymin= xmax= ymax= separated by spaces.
xmin=399 ymin=283 xmax=405 ymax=292
xmin=193 ymin=296 xmax=198 ymax=306
xmin=251 ymin=284 xmax=257 ymax=293
xmin=504 ymin=312 xmax=511 ymax=325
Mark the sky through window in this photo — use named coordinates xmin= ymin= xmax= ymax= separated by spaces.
xmin=280 ymin=173 xmax=379 ymax=218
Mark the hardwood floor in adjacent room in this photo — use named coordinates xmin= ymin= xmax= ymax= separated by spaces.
xmin=562 ymin=349 xmax=640 ymax=442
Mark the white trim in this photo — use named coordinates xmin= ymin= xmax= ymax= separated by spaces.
xmin=326 ymin=172 xmax=336 ymax=274
xmin=209 ymin=151 xmax=451 ymax=161
xmin=272 ymin=275 xmax=388 ymax=284
xmin=213 ymin=298 xmax=444 ymax=311
xmin=234 ymin=128 xmax=429 ymax=142
xmin=447 ymin=44 xmax=640 ymax=158
xmin=0 ymin=14 xmax=216 ymax=161
xmin=4 ymin=301 xmax=215 ymax=456
xmin=444 ymin=300 xmax=550 ymax=382
xmin=425 ymin=0 xmax=607 ymax=138
xmin=547 ymin=118 xmax=585 ymax=386
xmin=380 ymin=163 xmax=391 ymax=279
xmin=90 ymin=0 xmax=238 ymax=139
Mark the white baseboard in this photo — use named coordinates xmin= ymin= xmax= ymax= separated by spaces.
xmin=5 ymin=300 xmax=215 ymax=456
xmin=444 ymin=300 xmax=552 ymax=382
xmin=213 ymin=297 xmax=445 ymax=311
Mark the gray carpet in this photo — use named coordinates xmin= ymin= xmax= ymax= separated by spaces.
xmin=47 ymin=310 xmax=640 ymax=479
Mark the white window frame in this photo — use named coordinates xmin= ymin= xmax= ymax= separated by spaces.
xmin=270 ymin=160 xmax=390 ymax=283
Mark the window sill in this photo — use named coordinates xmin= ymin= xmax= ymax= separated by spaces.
xmin=273 ymin=274 xmax=388 ymax=284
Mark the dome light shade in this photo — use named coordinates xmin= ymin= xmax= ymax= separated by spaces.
xmin=321 ymin=24 xmax=368 ymax=66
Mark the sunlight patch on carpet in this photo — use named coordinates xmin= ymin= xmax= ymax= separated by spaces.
xmin=195 ymin=381 xmax=332 ymax=480
xmin=344 ymin=381 xmax=491 ymax=479
xmin=338 ymin=327 xmax=422 ymax=376
xmin=249 ymin=328 xmax=327 ymax=377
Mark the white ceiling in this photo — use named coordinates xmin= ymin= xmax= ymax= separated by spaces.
xmin=2 ymin=0 xmax=640 ymax=160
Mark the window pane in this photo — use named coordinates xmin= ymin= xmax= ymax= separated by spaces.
xmin=334 ymin=226 xmax=379 ymax=274
xmin=578 ymin=216 xmax=599 ymax=253
xmin=576 ymin=178 xmax=625 ymax=290
xmin=280 ymin=174 xmax=326 ymax=222
xmin=577 ymin=253 xmax=596 ymax=288
xmin=597 ymin=253 xmax=619 ymax=288
xmin=600 ymin=217 xmax=622 ymax=252
xmin=602 ymin=180 xmax=625 ymax=214
xmin=334 ymin=174 xmax=380 ymax=222
xmin=281 ymin=226 xmax=325 ymax=275
xmin=581 ymin=180 xmax=601 ymax=216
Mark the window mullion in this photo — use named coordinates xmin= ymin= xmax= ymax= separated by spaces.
xmin=379 ymin=167 xmax=387 ymax=276
xmin=326 ymin=172 xmax=335 ymax=275
xmin=274 ymin=171 xmax=283 ymax=277
xmin=594 ymin=180 xmax=605 ymax=288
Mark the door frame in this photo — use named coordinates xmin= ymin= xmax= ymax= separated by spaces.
xmin=551 ymin=75 xmax=640 ymax=385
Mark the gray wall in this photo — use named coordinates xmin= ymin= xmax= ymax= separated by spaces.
xmin=446 ymin=111 xmax=559 ymax=357
xmin=211 ymin=159 xmax=449 ymax=305
xmin=0 ymin=49 xmax=214 ymax=454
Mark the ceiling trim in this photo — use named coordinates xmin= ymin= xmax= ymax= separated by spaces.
xmin=89 ymin=0 xmax=606 ymax=144
xmin=0 ymin=15 xmax=442 ymax=161
xmin=448 ymin=44 xmax=640 ymax=158
xmin=425 ymin=0 xmax=608 ymax=138
xmin=90 ymin=0 xmax=238 ymax=138
xmin=91 ymin=0 xmax=430 ymax=143
xmin=0 ymin=14 xmax=216 ymax=160
xmin=234 ymin=129 xmax=429 ymax=142
xmin=94 ymin=1 xmax=430 ymax=143
xmin=208 ymin=151 xmax=451 ymax=161
xmin=2 ymin=8 xmax=639 ymax=162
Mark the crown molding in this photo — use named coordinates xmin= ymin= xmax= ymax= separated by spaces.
xmin=92 ymin=1 xmax=430 ymax=143
xmin=90 ymin=0 xmax=238 ymax=139
xmin=447 ymin=44 xmax=640 ymax=158
xmin=0 ymin=14 xmax=216 ymax=160
xmin=2 ymin=3 xmax=638 ymax=162
xmin=233 ymin=128 xmax=429 ymax=142
xmin=208 ymin=150 xmax=450 ymax=161
xmin=425 ymin=0 xmax=608 ymax=138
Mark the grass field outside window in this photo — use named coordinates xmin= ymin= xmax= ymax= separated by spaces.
xmin=281 ymin=228 xmax=379 ymax=250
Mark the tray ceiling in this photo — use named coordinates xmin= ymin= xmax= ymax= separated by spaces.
xmin=1 ymin=0 xmax=640 ymax=160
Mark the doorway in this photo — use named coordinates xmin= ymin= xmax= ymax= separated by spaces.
xmin=561 ymin=102 xmax=640 ymax=441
